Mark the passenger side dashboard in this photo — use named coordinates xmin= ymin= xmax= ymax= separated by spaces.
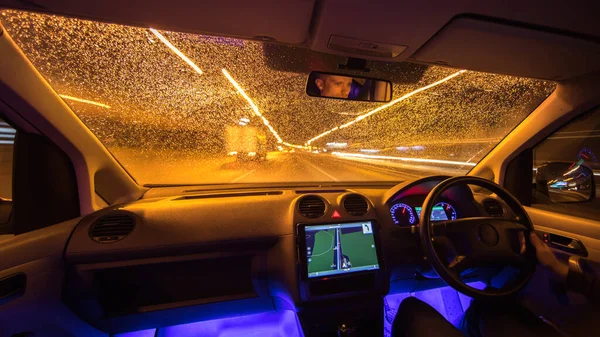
xmin=60 ymin=178 xmax=510 ymax=334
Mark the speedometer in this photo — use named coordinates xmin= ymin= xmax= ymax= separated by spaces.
xmin=578 ymin=146 xmax=598 ymax=163
xmin=433 ymin=202 xmax=457 ymax=221
xmin=390 ymin=203 xmax=416 ymax=226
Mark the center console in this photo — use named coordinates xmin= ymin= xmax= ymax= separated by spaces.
xmin=296 ymin=220 xmax=388 ymax=336
xmin=296 ymin=220 xmax=386 ymax=300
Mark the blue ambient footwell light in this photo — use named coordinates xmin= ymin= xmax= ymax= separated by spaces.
xmin=114 ymin=329 xmax=156 ymax=337
xmin=114 ymin=310 xmax=303 ymax=337
xmin=158 ymin=310 xmax=303 ymax=337
xmin=383 ymin=282 xmax=486 ymax=337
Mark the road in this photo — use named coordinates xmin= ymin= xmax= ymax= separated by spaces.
xmin=112 ymin=149 xmax=466 ymax=185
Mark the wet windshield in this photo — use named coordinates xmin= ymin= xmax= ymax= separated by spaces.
xmin=1 ymin=10 xmax=556 ymax=185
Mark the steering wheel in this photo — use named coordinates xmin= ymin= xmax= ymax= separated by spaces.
xmin=420 ymin=176 xmax=537 ymax=299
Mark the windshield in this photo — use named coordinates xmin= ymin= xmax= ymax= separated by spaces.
xmin=1 ymin=11 xmax=556 ymax=185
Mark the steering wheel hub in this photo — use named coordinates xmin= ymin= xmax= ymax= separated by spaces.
xmin=478 ymin=223 xmax=499 ymax=246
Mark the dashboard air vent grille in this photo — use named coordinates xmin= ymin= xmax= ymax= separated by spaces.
xmin=89 ymin=213 xmax=135 ymax=243
xmin=483 ymin=199 xmax=504 ymax=217
xmin=343 ymin=194 xmax=369 ymax=216
xmin=298 ymin=196 xmax=326 ymax=218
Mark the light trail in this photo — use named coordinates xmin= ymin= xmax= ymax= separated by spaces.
xmin=306 ymin=70 xmax=466 ymax=145
xmin=282 ymin=142 xmax=306 ymax=149
xmin=223 ymin=68 xmax=307 ymax=148
xmin=331 ymin=151 xmax=477 ymax=167
xmin=59 ymin=94 xmax=111 ymax=109
xmin=149 ymin=28 xmax=203 ymax=75
xmin=147 ymin=30 xmax=305 ymax=149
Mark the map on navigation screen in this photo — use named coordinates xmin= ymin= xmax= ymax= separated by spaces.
xmin=304 ymin=222 xmax=379 ymax=278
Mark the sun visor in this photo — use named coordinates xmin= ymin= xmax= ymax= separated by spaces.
xmin=410 ymin=17 xmax=600 ymax=80
xmin=0 ymin=0 xmax=315 ymax=44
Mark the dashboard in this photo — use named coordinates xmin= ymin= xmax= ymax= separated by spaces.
xmin=59 ymin=176 xmax=506 ymax=335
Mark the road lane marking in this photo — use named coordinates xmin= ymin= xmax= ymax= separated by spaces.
xmin=230 ymin=170 xmax=256 ymax=183
xmin=304 ymin=160 xmax=339 ymax=181
xmin=342 ymin=159 xmax=423 ymax=180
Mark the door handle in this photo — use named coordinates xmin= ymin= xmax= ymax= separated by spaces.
xmin=0 ymin=273 xmax=26 ymax=305
xmin=537 ymin=231 xmax=588 ymax=257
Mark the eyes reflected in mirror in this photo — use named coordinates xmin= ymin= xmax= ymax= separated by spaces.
xmin=306 ymin=71 xmax=392 ymax=102
xmin=535 ymin=161 xmax=596 ymax=203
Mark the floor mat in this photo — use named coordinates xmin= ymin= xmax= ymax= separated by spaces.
xmin=383 ymin=282 xmax=486 ymax=337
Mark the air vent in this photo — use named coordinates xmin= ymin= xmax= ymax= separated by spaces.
xmin=298 ymin=196 xmax=326 ymax=218
xmin=89 ymin=212 xmax=135 ymax=243
xmin=483 ymin=199 xmax=504 ymax=217
xmin=343 ymin=194 xmax=369 ymax=216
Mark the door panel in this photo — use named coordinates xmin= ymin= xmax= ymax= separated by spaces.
xmin=520 ymin=206 xmax=600 ymax=337
xmin=0 ymin=218 xmax=106 ymax=337
xmin=526 ymin=207 xmax=600 ymax=259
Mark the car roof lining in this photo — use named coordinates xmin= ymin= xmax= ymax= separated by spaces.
xmin=0 ymin=1 xmax=599 ymax=81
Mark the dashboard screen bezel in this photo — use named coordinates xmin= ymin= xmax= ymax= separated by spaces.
xmin=296 ymin=220 xmax=384 ymax=281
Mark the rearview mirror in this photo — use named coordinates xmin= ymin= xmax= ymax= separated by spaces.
xmin=535 ymin=161 xmax=596 ymax=203
xmin=306 ymin=71 xmax=392 ymax=102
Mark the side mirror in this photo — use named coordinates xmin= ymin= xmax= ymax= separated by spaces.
xmin=535 ymin=161 xmax=595 ymax=203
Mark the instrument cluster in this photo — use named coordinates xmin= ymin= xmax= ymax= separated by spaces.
xmin=389 ymin=201 xmax=457 ymax=226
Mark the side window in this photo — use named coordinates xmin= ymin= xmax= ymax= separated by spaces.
xmin=0 ymin=118 xmax=15 ymax=225
xmin=532 ymin=107 xmax=600 ymax=221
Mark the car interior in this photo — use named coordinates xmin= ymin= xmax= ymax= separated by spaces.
xmin=0 ymin=1 xmax=600 ymax=337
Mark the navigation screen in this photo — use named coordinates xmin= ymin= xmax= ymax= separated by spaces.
xmin=415 ymin=206 xmax=448 ymax=221
xmin=304 ymin=222 xmax=379 ymax=278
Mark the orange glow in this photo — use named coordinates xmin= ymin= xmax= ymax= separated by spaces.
xmin=306 ymin=70 xmax=466 ymax=145
xmin=221 ymin=68 xmax=288 ymax=144
xmin=149 ymin=28 xmax=203 ymax=75
xmin=222 ymin=69 xmax=311 ymax=149
xmin=59 ymin=94 xmax=111 ymax=108
xmin=282 ymin=142 xmax=306 ymax=149
xmin=331 ymin=151 xmax=477 ymax=167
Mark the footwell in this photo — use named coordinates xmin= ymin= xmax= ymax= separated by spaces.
xmin=383 ymin=282 xmax=486 ymax=337
xmin=114 ymin=310 xmax=304 ymax=337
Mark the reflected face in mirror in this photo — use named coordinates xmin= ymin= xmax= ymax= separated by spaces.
xmin=306 ymin=71 xmax=392 ymax=102
xmin=315 ymin=74 xmax=353 ymax=99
